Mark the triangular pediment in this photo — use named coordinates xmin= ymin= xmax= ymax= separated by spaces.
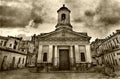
xmin=38 ymin=30 xmax=90 ymax=39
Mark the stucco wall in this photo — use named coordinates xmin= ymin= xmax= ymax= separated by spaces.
xmin=0 ymin=49 xmax=26 ymax=71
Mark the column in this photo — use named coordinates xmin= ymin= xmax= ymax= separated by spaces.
xmin=86 ymin=45 xmax=92 ymax=63
xmin=75 ymin=45 xmax=79 ymax=63
xmin=54 ymin=45 xmax=58 ymax=67
xmin=48 ymin=45 xmax=53 ymax=63
xmin=37 ymin=45 xmax=42 ymax=63
xmin=70 ymin=45 xmax=74 ymax=66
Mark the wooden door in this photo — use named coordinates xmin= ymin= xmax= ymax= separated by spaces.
xmin=59 ymin=49 xmax=70 ymax=70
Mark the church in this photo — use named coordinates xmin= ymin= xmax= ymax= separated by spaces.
xmin=32 ymin=4 xmax=92 ymax=71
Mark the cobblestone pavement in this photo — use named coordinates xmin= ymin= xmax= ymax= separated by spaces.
xmin=0 ymin=68 xmax=119 ymax=79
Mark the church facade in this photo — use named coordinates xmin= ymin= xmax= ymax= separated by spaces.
xmin=32 ymin=5 xmax=92 ymax=71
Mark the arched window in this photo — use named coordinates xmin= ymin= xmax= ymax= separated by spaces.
xmin=11 ymin=57 xmax=15 ymax=69
xmin=1 ymin=56 xmax=7 ymax=70
xmin=61 ymin=14 xmax=66 ymax=20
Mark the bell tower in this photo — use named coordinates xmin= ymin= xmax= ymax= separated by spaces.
xmin=55 ymin=4 xmax=72 ymax=31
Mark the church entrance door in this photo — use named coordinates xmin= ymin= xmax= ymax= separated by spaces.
xmin=59 ymin=49 xmax=70 ymax=70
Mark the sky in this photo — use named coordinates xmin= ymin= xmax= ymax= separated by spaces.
xmin=0 ymin=0 xmax=120 ymax=41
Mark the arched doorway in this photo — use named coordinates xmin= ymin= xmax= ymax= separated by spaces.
xmin=11 ymin=57 xmax=15 ymax=69
xmin=1 ymin=56 xmax=7 ymax=70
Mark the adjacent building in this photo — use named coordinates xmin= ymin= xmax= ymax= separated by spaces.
xmin=32 ymin=5 xmax=92 ymax=71
xmin=0 ymin=36 xmax=27 ymax=71
xmin=19 ymin=40 xmax=36 ymax=67
xmin=0 ymin=36 xmax=36 ymax=71
xmin=91 ymin=30 xmax=120 ymax=71
xmin=90 ymin=38 xmax=105 ymax=66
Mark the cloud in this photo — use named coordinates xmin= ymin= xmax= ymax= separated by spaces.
xmin=90 ymin=0 xmax=120 ymax=38
xmin=99 ymin=16 xmax=120 ymax=25
xmin=82 ymin=0 xmax=120 ymax=40
xmin=63 ymin=0 xmax=120 ymax=41
xmin=65 ymin=0 xmax=99 ymax=21
xmin=96 ymin=0 xmax=120 ymax=25
xmin=0 ymin=0 xmax=120 ymax=41
xmin=17 ymin=34 xmax=31 ymax=40
xmin=84 ymin=10 xmax=95 ymax=17
xmin=0 ymin=2 xmax=32 ymax=28
xmin=0 ymin=0 xmax=65 ymax=28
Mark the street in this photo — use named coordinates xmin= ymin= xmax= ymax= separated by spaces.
xmin=0 ymin=68 xmax=111 ymax=79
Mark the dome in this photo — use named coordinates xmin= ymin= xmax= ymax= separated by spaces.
xmin=57 ymin=4 xmax=71 ymax=13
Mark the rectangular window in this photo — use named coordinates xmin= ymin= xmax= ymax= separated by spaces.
xmin=0 ymin=41 xmax=3 ymax=46
xmin=43 ymin=53 xmax=47 ymax=62
xmin=110 ymin=42 xmax=113 ymax=48
xmin=80 ymin=52 xmax=85 ymax=62
xmin=18 ymin=58 xmax=21 ymax=64
xmin=9 ymin=44 xmax=12 ymax=47
xmin=115 ymin=59 xmax=118 ymax=65
xmin=117 ymin=53 xmax=120 ymax=55
xmin=22 ymin=49 xmax=25 ymax=52
xmin=22 ymin=58 xmax=24 ymax=64
xmin=116 ymin=37 xmax=119 ymax=43
xmin=4 ymin=41 xmax=7 ymax=46
xmin=112 ymin=39 xmax=116 ymax=48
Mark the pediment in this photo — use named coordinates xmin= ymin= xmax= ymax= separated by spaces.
xmin=38 ymin=30 xmax=90 ymax=39
xmin=47 ymin=31 xmax=79 ymax=38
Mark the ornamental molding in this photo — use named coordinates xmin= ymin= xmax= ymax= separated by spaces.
xmin=38 ymin=37 xmax=89 ymax=41
xmin=38 ymin=41 xmax=89 ymax=45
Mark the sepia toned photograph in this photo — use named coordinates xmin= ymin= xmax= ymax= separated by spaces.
xmin=0 ymin=0 xmax=120 ymax=79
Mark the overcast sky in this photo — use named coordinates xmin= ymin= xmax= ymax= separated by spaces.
xmin=0 ymin=0 xmax=120 ymax=41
